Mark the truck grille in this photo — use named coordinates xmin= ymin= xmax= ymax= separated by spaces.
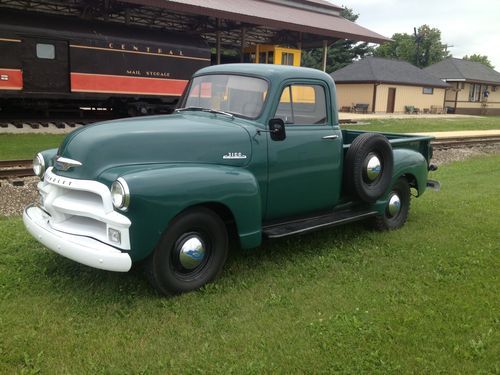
xmin=38 ymin=168 xmax=131 ymax=250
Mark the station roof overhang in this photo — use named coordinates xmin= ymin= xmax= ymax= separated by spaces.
xmin=0 ymin=0 xmax=390 ymax=49
xmin=120 ymin=0 xmax=391 ymax=47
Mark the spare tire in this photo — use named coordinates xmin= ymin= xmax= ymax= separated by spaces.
xmin=344 ymin=133 xmax=393 ymax=203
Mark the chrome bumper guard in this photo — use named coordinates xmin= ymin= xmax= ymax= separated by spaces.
xmin=24 ymin=205 xmax=132 ymax=272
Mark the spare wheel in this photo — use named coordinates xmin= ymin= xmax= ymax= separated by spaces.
xmin=344 ymin=132 xmax=394 ymax=203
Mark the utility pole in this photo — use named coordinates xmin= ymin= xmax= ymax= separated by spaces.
xmin=414 ymin=27 xmax=421 ymax=67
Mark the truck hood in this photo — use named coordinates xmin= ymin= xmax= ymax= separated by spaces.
xmin=54 ymin=113 xmax=253 ymax=180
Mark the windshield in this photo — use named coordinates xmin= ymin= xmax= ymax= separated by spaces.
xmin=181 ymin=75 xmax=268 ymax=119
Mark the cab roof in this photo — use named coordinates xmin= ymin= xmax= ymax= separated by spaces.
xmin=194 ymin=63 xmax=334 ymax=84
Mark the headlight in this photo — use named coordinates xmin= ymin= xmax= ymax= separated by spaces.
xmin=111 ymin=178 xmax=130 ymax=211
xmin=33 ymin=153 xmax=46 ymax=178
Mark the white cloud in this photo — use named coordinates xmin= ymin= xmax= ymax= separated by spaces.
xmin=334 ymin=0 xmax=500 ymax=69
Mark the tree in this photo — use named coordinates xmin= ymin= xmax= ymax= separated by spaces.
xmin=463 ymin=54 xmax=494 ymax=69
xmin=301 ymin=8 xmax=373 ymax=72
xmin=374 ymin=25 xmax=450 ymax=68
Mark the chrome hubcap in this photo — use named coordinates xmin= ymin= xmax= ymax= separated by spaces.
xmin=366 ymin=155 xmax=382 ymax=181
xmin=178 ymin=235 xmax=206 ymax=269
xmin=387 ymin=193 xmax=401 ymax=217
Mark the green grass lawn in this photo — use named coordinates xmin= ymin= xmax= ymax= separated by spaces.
xmin=0 ymin=134 xmax=65 ymax=160
xmin=341 ymin=116 xmax=500 ymax=133
xmin=1 ymin=155 xmax=499 ymax=373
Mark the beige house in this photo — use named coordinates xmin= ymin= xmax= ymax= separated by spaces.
xmin=331 ymin=57 xmax=449 ymax=113
xmin=425 ymin=58 xmax=500 ymax=115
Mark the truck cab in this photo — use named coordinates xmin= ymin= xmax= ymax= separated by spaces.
xmin=24 ymin=64 xmax=437 ymax=295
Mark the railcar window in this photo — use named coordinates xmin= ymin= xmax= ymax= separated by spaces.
xmin=36 ymin=43 xmax=55 ymax=59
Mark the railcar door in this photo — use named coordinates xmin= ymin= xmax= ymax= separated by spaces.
xmin=22 ymin=38 xmax=69 ymax=93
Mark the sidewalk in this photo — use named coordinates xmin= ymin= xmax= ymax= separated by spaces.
xmin=338 ymin=113 xmax=478 ymax=120
xmin=411 ymin=130 xmax=500 ymax=139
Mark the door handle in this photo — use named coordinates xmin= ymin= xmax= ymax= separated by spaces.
xmin=322 ymin=135 xmax=339 ymax=140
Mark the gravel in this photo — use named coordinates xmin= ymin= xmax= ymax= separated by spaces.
xmin=432 ymin=143 xmax=500 ymax=165
xmin=1 ymin=144 xmax=499 ymax=217
xmin=0 ymin=177 xmax=39 ymax=217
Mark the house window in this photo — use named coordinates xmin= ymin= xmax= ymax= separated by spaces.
xmin=469 ymin=83 xmax=481 ymax=102
xmin=36 ymin=43 xmax=55 ymax=59
xmin=422 ymin=87 xmax=434 ymax=95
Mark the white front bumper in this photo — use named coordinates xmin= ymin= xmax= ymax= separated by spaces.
xmin=24 ymin=205 xmax=132 ymax=272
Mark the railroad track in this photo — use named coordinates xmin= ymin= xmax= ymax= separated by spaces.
xmin=0 ymin=119 xmax=103 ymax=130
xmin=0 ymin=136 xmax=499 ymax=180
xmin=0 ymin=159 xmax=34 ymax=179
xmin=432 ymin=136 xmax=500 ymax=149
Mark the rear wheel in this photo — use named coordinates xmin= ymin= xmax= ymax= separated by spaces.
xmin=146 ymin=207 xmax=228 ymax=296
xmin=372 ymin=177 xmax=411 ymax=231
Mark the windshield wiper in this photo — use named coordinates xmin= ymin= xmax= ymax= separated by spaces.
xmin=175 ymin=106 xmax=205 ymax=112
xmin=175 ymin=106 xmax=234 ymax=119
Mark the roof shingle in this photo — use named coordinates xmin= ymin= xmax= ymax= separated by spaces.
xmin=424 ymin=58 xmax=500 ymax=85
xmin=331 ymin=57 xmax=449 ymax=88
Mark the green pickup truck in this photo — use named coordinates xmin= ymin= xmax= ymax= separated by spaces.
xmin=24 ymin=64 xmax=439 ymax=295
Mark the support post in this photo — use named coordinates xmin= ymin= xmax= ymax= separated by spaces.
xmin=322 ymin=40 xmax=328 ymax=72
xmin=216 ymin=18 xmax=221 ymax=65
xmin=297 ymin=37 xmax=302 ymax=66
xmin=372 ymin=83 xmax=378 ymax=113
xmin=240 ymin=27 xmax=246 ymax=63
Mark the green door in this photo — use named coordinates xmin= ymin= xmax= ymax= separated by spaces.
xmin=266 ymin=82 xmax=343 ymax=220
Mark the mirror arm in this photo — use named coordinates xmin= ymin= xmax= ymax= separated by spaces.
xmin=256 ymin=129 xmax=279 ymax=135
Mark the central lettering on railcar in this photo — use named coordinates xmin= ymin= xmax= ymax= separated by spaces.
xmin=108 ymin=43 xmax=184 ymax=57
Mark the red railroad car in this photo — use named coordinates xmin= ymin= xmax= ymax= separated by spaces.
xmin=0 ymin=10 xmax=210 ymax=116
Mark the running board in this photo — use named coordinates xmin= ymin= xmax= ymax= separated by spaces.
xmin=262 ymin=209 xmax=378 ymax=238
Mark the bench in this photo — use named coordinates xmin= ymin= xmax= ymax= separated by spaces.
xmin=353 ymin=103 xmax=369 ymax=114
xmin=405 ymin=105 xmax=421 ymax=114
xmin=430 ymin=106 xmax=444 ymax=114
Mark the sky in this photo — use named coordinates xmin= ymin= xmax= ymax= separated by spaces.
xmin=332 ymin=0 xmax=500 ymax=69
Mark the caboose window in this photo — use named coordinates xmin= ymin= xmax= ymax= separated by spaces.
xmin=36 ymin=43 xmax=55 ymax=59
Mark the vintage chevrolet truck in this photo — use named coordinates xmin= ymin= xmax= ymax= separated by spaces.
xmin=24 ymin=64 xmax=438 ymax=295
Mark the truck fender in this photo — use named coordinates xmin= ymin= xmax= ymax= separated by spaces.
xmin=115 ymin=164 xmax=262 ymax=261
xmin=371 ymin=149 xmax=428 ymax=214
xmin=391 ymin=148 xmax=429 ymax=196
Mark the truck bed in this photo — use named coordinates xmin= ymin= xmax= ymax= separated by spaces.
xmin=342 ymin=129 xmax=434 ymax=163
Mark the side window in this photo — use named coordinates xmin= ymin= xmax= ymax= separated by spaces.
xmin=281 ymin=52 xmax=295 ymax=66
xmin=275 ymin=84 xmax=327 ymax=125
xmin=36 ymin=43 xmax=55 ymax=59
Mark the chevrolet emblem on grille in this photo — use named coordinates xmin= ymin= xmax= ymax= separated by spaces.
xmin=54 ymin=156 xmax=82 ymax=171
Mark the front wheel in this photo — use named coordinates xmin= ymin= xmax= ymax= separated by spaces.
xmin=371 ymin=177 xmax=411 ymax=231
xmin=146 ymin=207 xmax=228 ymax=296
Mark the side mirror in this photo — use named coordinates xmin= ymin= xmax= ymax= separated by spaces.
xmin=268 ymin=118 xmax=286 ymax=141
